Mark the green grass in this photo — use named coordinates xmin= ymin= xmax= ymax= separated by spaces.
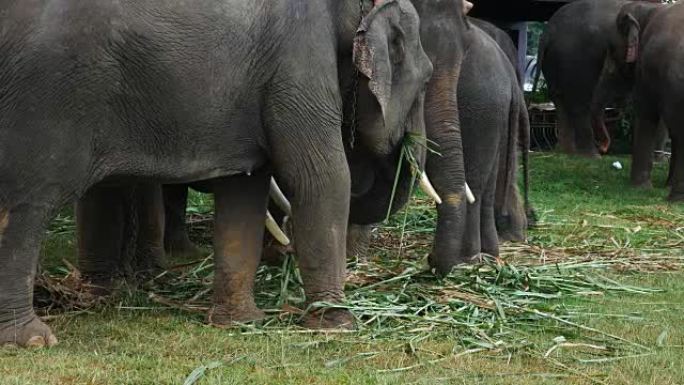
xmin=3 ymin=152 xmax=684 ymax=385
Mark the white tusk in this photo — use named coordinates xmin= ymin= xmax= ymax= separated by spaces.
xmin=419 ymin=172 xmax=443 ymax=205
xmin=269 ymin=178 xmax=292 ymax=216
xmin=266 ymin=211 xmax=291 ymax=246
xmin=464 ymin=0 xmax=474 ymax=15
xmin=465 ymin=182 xmax=476 ymax=204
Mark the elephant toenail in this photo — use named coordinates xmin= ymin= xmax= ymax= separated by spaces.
xmin=25 ymin=336 xmax=46 ymax=348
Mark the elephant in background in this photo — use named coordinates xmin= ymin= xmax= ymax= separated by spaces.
xmin=1 ymin=0 xmax=433 ymax=348
xmin=76 ymin=183 xmax=166 ymax=287
xmin=539 ymin=0 xmax=665 ymax=157
xmin=595 ymin=1 xmax=683 ymax=201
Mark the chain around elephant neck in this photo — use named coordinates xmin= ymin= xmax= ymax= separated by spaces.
xmin=349 ymin=0 xmax=366 ymax=149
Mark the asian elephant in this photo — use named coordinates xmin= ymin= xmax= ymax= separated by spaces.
xmin=538 ymin=0 xmax=663 ymax=157
xmin=0 ymin=0 xmax=434 ymax=348
xmin=596 ymin=1 xmax=683 ymax=200
xmin=348 ymin=1 xmax=530 ymax=273
xmin=466 ymin=18 xmax=531 ymax=242
xmin=429 ymin=19 xmax=529 ymax=271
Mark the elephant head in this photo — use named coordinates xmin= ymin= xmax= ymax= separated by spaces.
xmin=592 ymin=1 xmax=665 ymax=150
xmin=347 ymin=0 xmax=434 ymax=224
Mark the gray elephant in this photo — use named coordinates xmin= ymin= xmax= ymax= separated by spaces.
xmin=79 ymin=1 xmax=530 ymax=282
xmin=595 ymin=1 xmax=683 ymax=200
xmin=429 ymin=18 xmax=529 ymax=271
xmin=467 ymin=18 xmax=532 ymax=242
xmin=0 ymin=0 xmax=434 ymax=348
xmin=349 ymin=2 xmax=530 ymax=273
xmin=539 ymin=0 xmax=664 ymax=157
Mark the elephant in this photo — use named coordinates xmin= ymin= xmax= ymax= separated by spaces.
xmin=79 ymin=1 xmax=530 ymax=282
xmin=595 ymin=1 xmax=683 ymax=201
xmin=0 ymin=0 xmax=434 ymax=348
xmin=538 ymin=0 xmax=664 ymax=157
xmin=466 ymin=18 xmax=532 ymax=242
xmin=348 ymin=2 xmax=530 ymax=273
xmin=428 ymin=17 xmax=529 ymax=271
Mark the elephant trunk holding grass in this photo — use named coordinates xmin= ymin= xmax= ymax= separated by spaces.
xmin=0 ymin=0 xmax=433 ymax=348
xmin=595 ymin=1 xmax=684 ymax=201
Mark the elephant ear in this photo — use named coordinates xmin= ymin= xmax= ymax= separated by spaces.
xmin=353 ymin=0 xmax=405 ymax=125
xmin=618 ymin=12 xmax=640 ymax=63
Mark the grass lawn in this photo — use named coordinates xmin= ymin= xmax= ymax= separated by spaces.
xmin=1 ymin=153 xmax=683 ymax=385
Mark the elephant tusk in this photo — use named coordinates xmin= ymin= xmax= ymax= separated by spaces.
xmin=266 ymin=211 xmax=291 ymax=246
xmin=464 ymin=0 xmax=474 ymax=15
xmin=269 ymin=178 xmax=292 ymax=216
xmin=419 ymin=172 xmax=443 ymax=205
xmin=465 ymin=183 xmax=476 ymax=204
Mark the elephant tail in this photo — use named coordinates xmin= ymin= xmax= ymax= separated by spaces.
xmin=518 ymin=94 xmax=537 ymax=228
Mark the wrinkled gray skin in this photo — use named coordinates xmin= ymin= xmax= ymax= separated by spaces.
xmin=539 ymin=0 xmax=664 ymax=157
xmin=466 ymin=18 xmax=531 ymax=243
xmin=0 ymin=0 xmax=432 ymax=347
xmin=468 ymin=19 xmax=519 ymax=81
xmin=444 ymin=23 xmax=529 ymax=265
xmin=596 ymin=2 xmax=683 ymax=201
xmin=350 ymin=0 xmax=467 ymax=269
xmin=350 ymin=1 xmax=529 ymax=274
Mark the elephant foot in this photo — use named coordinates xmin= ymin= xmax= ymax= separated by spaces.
xmin=207 ymin=303 xmax=266 ymax=326
xmin=81 ymin=273 xmax=126 ymax=297
xmin=134 ymin=248 xmax=167 ymax=279
xmin=301 ymin=308 xmax=355 ymax=330
xmin=568 ymin=147 xmax=600 ymax=159
xmin=165 ymin=236 xmax=203 ymax=259
xmin=0 ymin=316 xmax=58 ymax=348
xmin=631 ymin=179 xmax=653 ymax=189
xmin=428 ymin=254 xmax=473 ymax=277
xmin=667 ymin=191 xmax=684 ymax=202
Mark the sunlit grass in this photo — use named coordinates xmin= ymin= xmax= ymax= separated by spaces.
xmin=5 ymin=152 xmax=683 ymax=385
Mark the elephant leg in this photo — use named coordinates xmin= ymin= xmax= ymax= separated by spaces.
xmin=555 ymin=102 xmax=577 ymax=154
xmin=556 ymin=101 xmax=599 ymax=157
xmin=0 ymin=202 xmax=59 ymax=348
xmin=573 ymin=105 xmax=600 ymax=157
xmin=265 ymin=84 xmax=352 ymax=328
xmin=209 ymin=173 xmax=269 ymax=325
xmin=630 ymin=115 xmax=659 ymax=189
xmin=347 ymin=224 xmax=373 ymax=263
xmin=461 ymin=190 xmax=482 ymax=261
xmin=662 ymin=111 xmax=684 ymax=201
xmin=163 ymin=184 xmax=201 ymax=258
xmin=480 ymin=155 xmax=500 ymax=257
xmin=76 ymin=185 xmax=129 ymax=287
xmin=132 ymin=183 xmax=166 ymax=275
xmin=654 ymin=121 xmax=670 ymax=164
xmin=669 ymin=136 xmax=684 ymax=201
